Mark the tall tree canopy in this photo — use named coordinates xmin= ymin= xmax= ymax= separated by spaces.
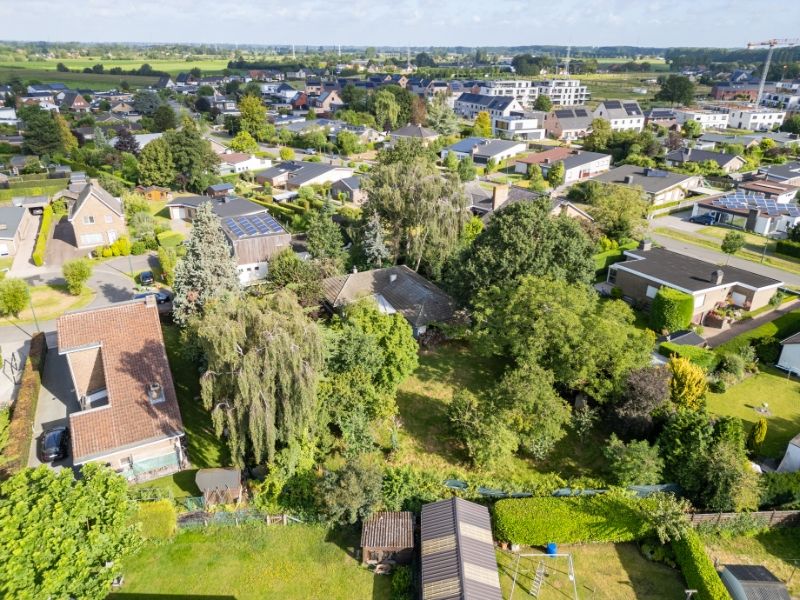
xmin=426 ymin=94 xmax=460 ymax=136
xmin=655 ymin=75 xmax=696 ymax=106
xmin=19 ymin=104 xmax=62 ymax=155
xmin=172 ymin=202 xmax=240 ymax=325
xmin=197 ymin=292 xmax=324 ymax=467
xmin=238 ymin=94 xmax=272 ymax=141
xmin=373 ymin=89 xmax=400 ymax=131
xmin=137 ymin=136 xmax=174 ymax=187
xmin=0 ymin=465 xmax=140 ymax=600
xmin=163 ymin=119 xmax=219 ymax=191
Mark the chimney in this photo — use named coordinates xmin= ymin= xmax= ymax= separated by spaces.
xmin=711 ymin=269 xmax=724 ymax=285
xmin=492 ymin=184 xmax=509 ymax=211
xmin=624 ymin=175 xmax=634 ymax=184
xmin=543 ymin=158 xmax=551 ymax=164
xmin=639 ymin=239 xmax=653 ymax=251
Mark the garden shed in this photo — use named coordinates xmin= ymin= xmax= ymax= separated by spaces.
xmin=719 ymin=564 xmax=790 ymax=600
xmin=360 ymin=511 xmax=414 ymax=567
xmin=195 ymin=468 xmax=243 ymax=507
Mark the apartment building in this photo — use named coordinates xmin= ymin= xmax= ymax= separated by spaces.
xmin=673 ymin=108 xmax=730 ymax=130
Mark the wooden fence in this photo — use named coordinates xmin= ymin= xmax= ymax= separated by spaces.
xmin=688 ymin=510 xmax=800 ymax=528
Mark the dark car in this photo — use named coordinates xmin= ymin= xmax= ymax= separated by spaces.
xmin=689 ymin=213 xmax=716 ymax=225
xmin=38 ymin=426 xmax=70 ymax=463
xmin=138 ymin=270 xmax=155 ymax=286
xmin=134 ymin=290 xmax=172 ymax=304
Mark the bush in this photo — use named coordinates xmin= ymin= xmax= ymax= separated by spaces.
xmin=62 ymin=258 xmax=93 ymax=295
xmin=382 ymin=466 xmax=444 ymax=513
xmin=716 ymin=310 xmax=800 ymax=356
xmin=776 ymin=239 xmax=800 ymax=259
xmin=672 ymin=529 xmax=732 ymax=600
xmin=659 ymin=342 xmax=719 ymax=372
xmin=492 ymin=491 xmax=650 ymax=545
xmin=760 ymin=471 xmax=800 ymax=509
xmin=717 ymin=352 xmax=745 ymax=380
xmin=391 ymin=565 xmax=413 ymax=600
xmin=134 ymin=500 xmax=177 ymax=540
xmin=157 ymin=230 xmax=184 ymax=248
xmin=110 ymin=236 xmax=132 ymax=257
xmin=130 ymin=240 xmax=147 ymax=255
xmin=651 ymin=287 xmax=694 ymax=333
xmin=31 ymin=205 xmax=53 ymax=267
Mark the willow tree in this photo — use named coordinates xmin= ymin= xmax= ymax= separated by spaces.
xmin=197 ymin=291 xmax=324 ymax=467
xmin=363 ymin=156 xmax=468 ymax=275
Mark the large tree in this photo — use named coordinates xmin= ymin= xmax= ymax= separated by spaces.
xmin=238 ymin=94 xmax=272 ymax=141
xmin=444 ymin=200 xmax=595 ymax=306
xmin=604 ymin=434 xmax=664 ymax=486
xmin=163 ymin=119 xmax=219 ymax=191
xmin=585 ymin=183 xmax=648 ymax=240
xmin=152 ymin=104 xmax=177 ymax=132
xmin=373 ymin=89 xmax=400 ymax=131
xmin=54 ymin=113 xmax=78 ymax=153
xmin=0 ymin=465 xmax=140 ymax=600
xmin=306 ymin=202 xmax=345 ymax=265
xmin=137 ymin=136 xmax=174 ymax=187
xmin=533 ymin=95 xmax=553 ymax=112
xmin=583 ymin=118 xmax=613 ymax=152
xmin=114 ymin=128 xmax=140 ymax=155
xmin=655 ymin=75 xmax=696 ymax=106
xmin=613 ymin=366 xmax=671 ymax=438
xmin=472 ymin=111 xmax=492 ymax=137
xmin=172 ymin=202 xmax=240 ymax=325
xmin=132 ymin=90 xmax=162 ymax=115
xmin=19 ymin=104 xmax=62 ymax=155
xmin=197 ymin=292 xmax=324 ymax=467
xmin=426 ymin=94 xmax=460 ymax=136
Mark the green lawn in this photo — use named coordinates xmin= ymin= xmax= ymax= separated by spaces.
xmin=162 ymin=324 xmax=228 ymax=468
xmin=0 ymin=57 xmax=231 ymax=76
xmin=2 ymin=283 xmax=94 ymax=325
xmin=707 ymin=366 xmax=800 ymax=458
xmin=715 ymin=309 xmax=800 ymax=355
xmin=130 ymin=469 xmax=201 ymax=500
xmin=702 ymin=529 xmax=800 ymax=597
xmin=0 ymin=66 xmax=159 ymax=91
xmin=110 ymin=523 xmax=390 ymax=600
xmin=497 ymin=543 xmax=686 ymax=600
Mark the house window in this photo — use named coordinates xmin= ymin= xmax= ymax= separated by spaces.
xmin=105 ymin=215 xmax=113 ymax=224
xmin=80 ymin=233 xmax=103 ymax=246
xmin=646 ymin=285 xmax=658 ymax=299
xmin=607 ymin=268 xmax=617 ymax=284
xmin=694 ymin=294 xmax=706 ymax=309
xmin=83 ymin=216 xmax=95 ymax=225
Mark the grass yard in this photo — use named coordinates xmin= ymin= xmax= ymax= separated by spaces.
xmin=702 ymin=529 xmax=800 ymax=597
xmin=131 ymin=469 xmax=201 ymax=500
xmin=162 ymin=324 xmax=229 ymax=468
xmin=2 ymin=283 xmax=94 ymax=325
xmin=707 ymin=366 xmax=800 ymax=458
xmin=497 ymin=543 xmax=686 ymax=600
xmin=110 ymin=523 xmax=390 ymax=600
xmin=0 ymin=256 xmax=13 ymax=278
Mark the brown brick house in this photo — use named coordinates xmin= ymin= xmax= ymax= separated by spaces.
xmin=59 ymin=298 xmax=185 ymax=481
xmin=68 ymin=183 xmax=127 ymax=248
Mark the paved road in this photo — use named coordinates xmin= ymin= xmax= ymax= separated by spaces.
xmin=706 ymin=299 xmax=800 ymax=348
xmin=650 ymin=233 xmax=800 ymax=287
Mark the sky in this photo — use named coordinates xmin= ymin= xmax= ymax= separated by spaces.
xmin=2 ymin=0 xmax=799 ymax=48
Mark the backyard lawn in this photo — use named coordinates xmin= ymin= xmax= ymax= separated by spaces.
xmin=110 ymin=523 xmax=390 ymax=600
xmin=707 ymin=366 xmax=800 ymax=458
xmin=497 ymin=543 xmax=686 ymax=600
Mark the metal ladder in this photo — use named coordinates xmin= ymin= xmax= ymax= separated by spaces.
xmin=530 ymin=560 xmax=546 ymax=597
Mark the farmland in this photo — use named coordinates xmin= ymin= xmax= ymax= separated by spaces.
xmin=0 ymin=57 xmax=231 ymax=75
xmin=0 ymin=66 xmax=159 ymax=90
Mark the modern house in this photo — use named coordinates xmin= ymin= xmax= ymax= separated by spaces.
xmin=607 ymin=243 xmax=782 ymax=323
xmin=322 ymin=265 xmax=456 ymax=337
xmin=216 ymin=152 xmax=272 ymax=176
xmin=543 ymin=107 xmax=593 ymax=140
xmin=725 ymin=107 xmax=786 ymax=131
xmin=255 ymin=161 xmax=353 ymax=190
xmin=665 ymin=148 xmax=746 ymax=174
xmin=590 ymin=165 xmax=702 ymax=205
xmin=453 ymin=93 xmax=525 ymax=120
xmin=0 ymin=206 xmax=34 ymax=257
xmin=220 ymin=213 xmax=291 ymax=285
xmin=441 ymin=138 xmax=527 ymax=165
xmin=420 ymin=498 xmax=502 ymax=600
xmin=592 ymin=100 xmax=645 ymax=132
xmin=514 ymin=147 xmax=611 ymax=184
xmin=738 ymin=180 xmax=799 ymax=203
xmin=673 ymin=108 xmax=730 ymax=130
xmin=60 ymin=298 xmax=185 ymax=481
xmin=68 ymin=183 xmax=127 ymax=248
xmin=491 ymin=113 xmax=546 ymax=140
xmin=719 ymin=565 xmax=791 ymax=600
xmin=644 ymin=108 xmax=678 ymax=130
xmin=360 ymin=512 xmax=414 ymax=568
xmin=691 ymin=190 xmax=800 ymax=236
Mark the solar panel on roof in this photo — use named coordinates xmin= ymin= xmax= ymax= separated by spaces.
xmin=555 ymin=110 xmax=572 ymax=118
xmin=575 ymin=109 xmax=588 ymax=117
xmin=606 ymin=100 xmax=622 ymax=108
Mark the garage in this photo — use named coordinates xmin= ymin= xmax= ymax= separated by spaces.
xmin=79 ymin=233 xmax=104 ymax=247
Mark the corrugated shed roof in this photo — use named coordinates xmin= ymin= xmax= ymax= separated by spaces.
xmin=361 ymin=512 xmax=415 ymax=549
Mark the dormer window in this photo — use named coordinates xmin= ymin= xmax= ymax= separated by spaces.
xmin=148 ymin=382 xmax=165 ymax=405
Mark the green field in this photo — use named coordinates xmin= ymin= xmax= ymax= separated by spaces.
xmin=0 ymin=66 xmax=158 ymax=90
xmin=0 ymin=57 xmax=231 ymax=77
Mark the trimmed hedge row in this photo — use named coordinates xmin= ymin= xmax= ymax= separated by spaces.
xmin=492 ymin=493 xmax=650 ymax=545
xmin=593 ymin=241 xmax=638 ymax=273
xmin=651 ymin=287 xmax=694 ymax=333
xmin=776 ymin=239 xmax=800 ymax=259
xmin=672 ymin=529 xmax=732 ymax=600
xmin=715 ymin=309 xmax=800 ymax=355
xmin=31 ymin=205 xmax=53 ymax=267
xmin=659 ymin=342 xmax=720 ymax=372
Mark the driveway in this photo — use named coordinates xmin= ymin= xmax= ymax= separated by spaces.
xmin=653 ymin=211 xmax=706 ymax=233
xmin=9 ymin=213 xmax=41 ymax=277
xmin=28 ymin=349 xmax=78 ymax=470
xmin=43 ymin=216 xmax=90 ymax=268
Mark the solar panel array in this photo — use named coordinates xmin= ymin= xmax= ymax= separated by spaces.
xmin=709 ymin=191 xmax=800 ymax=217
xmin=623 ymin=103 xmax=643 ymax=116
xmin=223 ymin=213 xmax=286 ymax=239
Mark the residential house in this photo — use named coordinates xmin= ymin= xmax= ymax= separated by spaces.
xmin=59 ymin=299 xmax=185 ymax=481
xmin=220 ymin=213 xmax=292 ymax=285
xmin=776 ymin=432 xmax=800 ymax=472
xmin=175 ymin=72 xmax=198 ymax=87
xmin=441 ymin=138 xmax=527 ymax=165
xmin=59 ymin=92 xmax=90 ymax=113
xmin=290 ymin=92 xmax=309 ymax=111
xmin=674 ymin=108 xmax=730 ymax=130
xmin=210 ymin=94 xmax=238 ymax=115
xmin=695 ymin=133 xmax=762 ymax=151
xmin=68 ymin=183 xmax=127 ymax=248
xmin=514 ymin=147 xmax=611 ymax=183
xmin=313 ymin=90 xmax=343 ymax=112
xmin=420 ymin=498 xmax=502 ymax=600
xmin=389 ymin=124 xmax=440 ymax=145
xmin=543 ymin=107 xmax=593 ymax=140
xmin=19 ymin=97 xmax=59 ymax=112
xmin=361 ymin=512 xmax=414 ymax=568
xmin=692 ymin=190 xmax=800 ymax=236
xmin=644 ymin=108 xmax=678 ymax=130
xmin=216 ymin=152 xmax=272 ymax=176
xmin=155 ymin=76 xmax=175 ymax=89
xmin=759 ymin=161 xmax=800 ymax=186
xmin=725 ymin=107 xmax=786 ymax=131
xmin=590 ymin=164 xmax=702 ymax=205
xmin=331 ymin=176 xmax=367 ymax=205
xmin=166 ymin=194 xmax=266 ymax=222
xmin=607 ymin=242 xmax=781 ymax=323
xmin=592 ymin=100 xmax=645 ymax=132
xmin=110 ymin=101 xmax=135 ymax=115
xmin=206 ymin=182 xmax=235 ymax=198
xmin=134 ymin=185 xmax=172 ymax=202
xmin=8 ymin=155 xmax=37 ymax=176
xmin=738 ymin=180 xmax=799 ymax=202
xmin=712 ymin=82 xmax=764 ymax=101
xmin=472 ymin=79 xmax=541 ymax=108
xmin=719 ymin=565 xmax=791 ymax=600
xmin=492 ymin=113 xmax=546 ymax=140
xmin=453 ymin=93 xmax=524 ymax=120
xmin=255 ymin=161 xmax=354 ymax=190
xmin=0 ymin=206 xmax=34 ymax=256
xmin=468 ymin=182 xmax=593 ymax=223
xmin=322 ymin=265 xmax=456 ymax=337
xmin=665 ymin=148 xmax=746 ymax=174
xmin=761 ymin=90 xmax=800 ymax=114
xmin=0 ymin=107 xmax=18 ymax=126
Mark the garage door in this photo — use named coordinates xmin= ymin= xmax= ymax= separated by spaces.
xmin=731 ymin=292 xmax=747 ymax=306
xmin=80 ymin=233 xmax=104 ymax=247
xmin=0 ymin=243 xmax=9 ymax=256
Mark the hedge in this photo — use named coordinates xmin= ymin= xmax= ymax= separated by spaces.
xmin=776 ymin=239 xmax=800 ymax=259
xmin=0 ymin=333 xmax=46 ymax=476
xmin=31 ymin=205 xmax=53 ymax=267
xmin=157 ymin=230 xmax=185 ymax=248
xmin=492 ymin=493 xmax=650 ymax=546
xmin=593 ymin=241 xmax=638 ymax=273
xmin=760 ymin=471 xmax=800 ymax=509
xmin=715 ymin=309 xmax=800 ymax=355
xmin=135 ymin=500 xmax=177 ymax=540
xmin=659 ymin=342 xmax=720 ymax=372
xmin=651 ymin=287 xmax=694 ymax=333
xmin=672 ymin=529 xmax=732 ymax=600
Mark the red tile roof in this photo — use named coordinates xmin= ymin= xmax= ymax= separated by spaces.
xmin=515 ymin=146 xmax=573 ymax=165
xmin=59 ymin=300 xmax=183 ymax=462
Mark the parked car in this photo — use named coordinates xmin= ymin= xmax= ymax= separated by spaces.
xmin=689 ymin=213 xmax=716 ymax=225
xmin=37 ymin=426 xmax=70 ymax=463
xmin=138 ymin=270 xmax=155 ymax=286
xmin=134 ymin=290 xmax=172 ymax=304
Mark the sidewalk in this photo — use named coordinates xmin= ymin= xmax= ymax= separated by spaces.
xmin=706 ymin=299 xmax=800 ymax=348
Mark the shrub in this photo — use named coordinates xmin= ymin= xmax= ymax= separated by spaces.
xmin=157 ymin=230 xmax=184 ymax=248
xmin=659 ymin=342 xmax=719 ymax=371
xmin=130 ymin=240 xmax=147 ymax=255
xmin=31 ymin=205 xmax=53 ymax=267
xmin=382 ymin=466 xmax=444 ymax=513
xmin=110 ymin=236 xmax=132 ymax=257
xmin=492 ymin=491 xmax=650 ymax=545
xmin=776 ymin=239 xmax=800 ymax=259
xmin=134 ymin=500 xmax=177 ymax=540
xmin=651 ymin=287 xmax=694 ymax=333
xmin=717 ymin=352 xmax=745 ymax=380
xmin=62 ymin=258 xmax=93 ymax=295
xmin=672 ymin=529 xmax=732 ymax=600
xmin=760 ymin=471 xmax=800 ymax=509
xmin=391 ymin=565 xmax=413 ymax=600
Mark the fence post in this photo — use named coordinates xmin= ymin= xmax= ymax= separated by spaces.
xmin=770 ymin=510 xmax=775 ymax=527
xmin=283 ymin=514 xmax=288 ymax=526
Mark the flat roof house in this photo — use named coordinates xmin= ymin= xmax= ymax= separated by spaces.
xmin=0 ymin=206 xmax=34 ymax=257
xmin=608 ymin=243 xmax=782 ymax=324
xmin=590 ymin=164 xmax=702 ymax=206
xmin=420 ymin=498 xmax=502 ymax=600
xmin=59 ymin=298 xmax=185 ymax=482
xmin=514 ymin=148 xmax=611 ymax=184
xmin=322 ymin=265 xmax=456 ymax=337
xmin=441 ymin=138 xmax=527 ymax=165
xmin=738 ymin=180 xmax=799 ymax=203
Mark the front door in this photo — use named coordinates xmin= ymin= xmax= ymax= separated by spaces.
xmin=107 ymin=230 xmax=117 ymax=243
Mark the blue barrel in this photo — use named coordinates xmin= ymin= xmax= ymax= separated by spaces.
xmin=546 ymin=542 xmax=557 ymax=555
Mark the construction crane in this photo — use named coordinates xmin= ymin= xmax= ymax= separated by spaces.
xmin=746 ymin=38 xmax=800 ymax=105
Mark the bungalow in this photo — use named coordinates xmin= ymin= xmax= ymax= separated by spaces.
xmin=514 ymin=147 xmax=611 ymax=183
xmin=441 ymin=138 xmax=527 ymax=165
xmin=468 ymin=182 xmax=594 ymax=223
xmin=543 ymin=107 xmax=593 ymax=140
xmin=255 ymin=161 xmax=353 ymax=190
xmin=110 ymin=101 xmax=135 ymax=115
xmin=206 ymin=182 xmax=235 ymax=198
xmin=134 ymin=185 xmax=172 ymax=202
xmin=220 ymin=212 xmax=292 ymax=285
xmin=389 ymin=124 xmax=439 ymax=145
xmin=60 ymin=298 xmax=186 ymax=482
xmin=592 ymin=100 xmax=645 ymax=132
xmin=331 ymin=176 xmax=367 ymax=205
xmin=738 ymin=180 xmax=799 ymax=203
xmin=759 ymin=162 xmax=800 ymax=186
xmin=665 ymin=148 xmax=746 ymax=174
xmin=644 ymin=108 xmax=678 ymax=130
xmin=322 ymin=265 xmax=456 ymax=337
xmin=691 ymin=190 xmax=800 ymax=236
xmin=68 ymin=183 xmax=127 ymax=248
xmin=167 ymin=195 xmax=265 ymax=222
xmin=607 ymin=242 xmax=782 ymax=323
xmin=719 ymin=565 xmax=791 ymax=600
xmin=0 ymin=206 xmax=34 ymax=256
xmin=590 ymin=164 xmax=702 ymax=205
xmin=216 ymin=152 xmax=272 ymax=176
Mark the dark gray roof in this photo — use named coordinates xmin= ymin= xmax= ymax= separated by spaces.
xmin=420 ymin=498 xmax=502 ymax=600
xmin=591 ymin=164 xmax=695 ymax=194
xmin=168 ymin=196 xmax=266 ymax=219
xmin=207 ymin=182 xmax=235 ymax=192
xmin=666 ymin=148 xmax=743 ymax=168
xmin=335 ymin=176 xmax=361 ymax=191
xmin=195 ymin=468 xmax=241 ymax=493
xmin=722 ymin=565 xmax=791 ymax=600
xmin=220 ymin=213 xmax=287 ymax=240
xmin=11 ymin=195 xmax=48 ymax=208
xmin=759 ymin=162 xmax=800 ymax=183
xmin=288 ymin=162 xmax=345 ymax=186
xmin=557 ymin=150 xmax=611 ymax=171
xmin=391 ymin=124 xmax=439 ymax=139
xmin=322 ymin=265 xmax=455 ymax=328
xmin=597 ymin=100 xmax=643 ymax=118
xmin=615 ymin=247 xmax=782 ymax=292
xmin=0 ymin=207 xmax=27 ymax=239
xmin=455 ymin=93 xmax=518 ymax=112
xmin=69 ymin=183 xmax=123 ymax=220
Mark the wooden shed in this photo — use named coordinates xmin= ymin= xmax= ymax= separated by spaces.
xmin=361 ymin=511 xmax=415 ymax=567
xmin=195 ymin=468 xmax=243 ymax=507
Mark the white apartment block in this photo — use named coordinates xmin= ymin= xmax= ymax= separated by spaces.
xmin=477 ymin=80 xmax=539 ymax=108
xmin=475 ymin=79 xmax=589 ymax=108
xmin=761 ymin=92 xmax=800 ymax=114
xmin=727 ymin=108 xmax=786 ymax=131
xmin=592 ymin=101 xmax=645 ymax=132
xmin=673 ymin=108 xmax=730 ymax=130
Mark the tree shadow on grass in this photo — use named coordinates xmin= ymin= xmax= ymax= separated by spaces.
xmin=614 ymin=542 xmax=685 ymax=600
